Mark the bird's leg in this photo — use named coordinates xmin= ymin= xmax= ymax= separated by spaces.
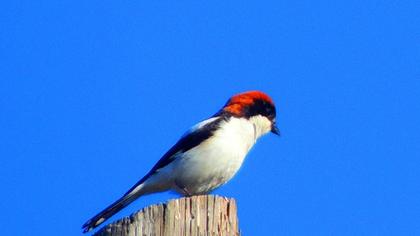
xmin=182 ymin=187 xmax=192 ymax=197
xmin=175 ymin=180 xmax=192 ymax=196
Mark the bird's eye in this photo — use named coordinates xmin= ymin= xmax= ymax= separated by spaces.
xmin=264 ymin=105 xmax=276 ymax=120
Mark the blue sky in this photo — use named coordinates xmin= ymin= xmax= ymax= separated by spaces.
xmin=1 ymin=0 xmax=419 ymax=235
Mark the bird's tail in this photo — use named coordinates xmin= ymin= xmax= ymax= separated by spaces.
xmin=82 ymin=184 xmax=145 ymax=233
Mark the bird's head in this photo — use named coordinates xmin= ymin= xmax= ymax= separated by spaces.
xmin=220 ymin=91 xmax=280 ymax=136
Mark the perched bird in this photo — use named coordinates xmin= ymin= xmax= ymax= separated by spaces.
xmin=82 ymin=90 xmax=279 ymax=232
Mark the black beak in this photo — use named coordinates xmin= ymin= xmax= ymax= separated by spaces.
xmin=271 ymin=123 xmax=280 ymax=136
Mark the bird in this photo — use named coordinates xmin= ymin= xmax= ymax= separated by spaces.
xmin=82 ymin=90 xmax=279 ymax=233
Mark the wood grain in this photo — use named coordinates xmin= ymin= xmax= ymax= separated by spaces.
xmin=93 ymin=195 xmax=240 ymax=236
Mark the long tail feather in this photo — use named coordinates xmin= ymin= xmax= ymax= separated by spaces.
xmin=82 ymin=184 xmax=144 ymax=233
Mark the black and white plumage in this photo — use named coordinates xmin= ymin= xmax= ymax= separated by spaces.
xmin=82 ymin=91 xmax=279 ymax=233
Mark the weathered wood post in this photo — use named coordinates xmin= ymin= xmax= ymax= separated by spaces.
xmin=93 ymin=195 xmax=240 ymax=236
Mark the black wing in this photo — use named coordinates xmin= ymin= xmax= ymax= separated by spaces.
xmin=122 ymin=116 xmax=224 ymax=196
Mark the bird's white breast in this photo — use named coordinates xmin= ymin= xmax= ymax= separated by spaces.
xmin=169 ymin=116 xmax=270 ymax=194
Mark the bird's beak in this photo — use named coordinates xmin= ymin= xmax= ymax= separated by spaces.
xmin=271 ymin=123 xmax=280 ymax=136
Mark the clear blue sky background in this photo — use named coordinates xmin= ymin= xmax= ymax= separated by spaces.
xmin=1 ymin=0 xmax=419 ymax=235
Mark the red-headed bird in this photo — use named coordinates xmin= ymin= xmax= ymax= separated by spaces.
xmin=82 ymin=91 xmax=279 ymax=232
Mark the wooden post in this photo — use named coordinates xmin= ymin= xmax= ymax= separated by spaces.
xmin=93 ymin=195 xmax=240 ymax=236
